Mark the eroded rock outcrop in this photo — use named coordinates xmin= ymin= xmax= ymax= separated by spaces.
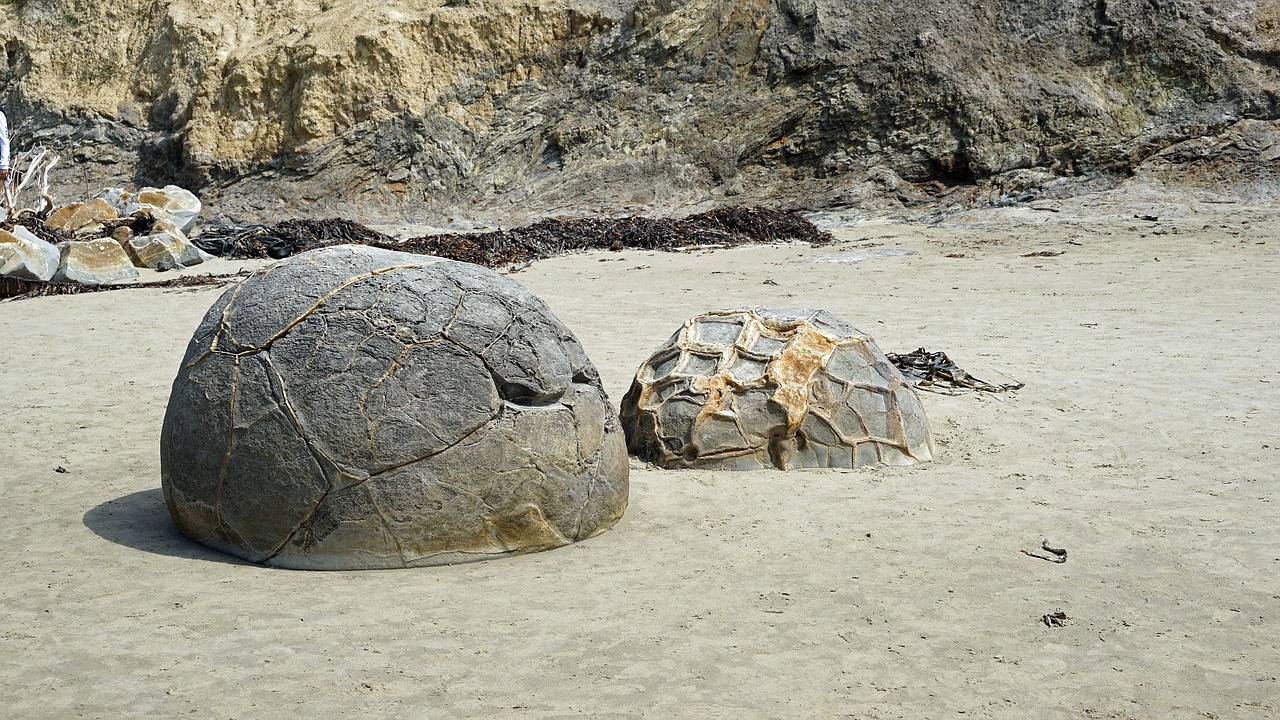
xmin=3 ymin=1 xmax=1277 ymax=215
xmin=161 ymin=244 xmax=629 ymax=570
xmin=620 ymin=307 xmax=934 ymax=470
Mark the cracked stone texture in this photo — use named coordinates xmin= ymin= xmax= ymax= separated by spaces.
xmin=0 ymin=227 xmax=61 ymax=282
xmin=620 ymin=308 xmax=934 ymax=470
xmin=45 ymin=199 xmax=120 ymax=234
xmin=160 ymin=244 xmax=628 ymax=570
xmin=53 ymin=239 xmax=140 ymax=285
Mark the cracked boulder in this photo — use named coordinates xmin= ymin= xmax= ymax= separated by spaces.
xmin=122 ymin=220 xmax=212 ymax=271
xmin=620 ymin=307 xmax=934 ymax=470
xmin=53 ymin=238 xmax=140 ymax=284
xmin=161 ymin=244 xmax=628 ymax=570
xmin=124 ymin=185 xmax=202 ymax=234
xmin=1 ymin=226 xmax=61 ymax=282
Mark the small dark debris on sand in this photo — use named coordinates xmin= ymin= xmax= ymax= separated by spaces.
xmin=194 ymin=207 xmax=833 ymax=266
xmin=1042 ymin=611 xmax=1070 ymax=628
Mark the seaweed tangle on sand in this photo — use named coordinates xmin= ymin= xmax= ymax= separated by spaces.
xmin=193 ymin=218 xmax=394 ymax=259
xmin=2 ymin=273 xmax=247 ymax=302
xmin=194 ymin=207 xmax=833 ymax=266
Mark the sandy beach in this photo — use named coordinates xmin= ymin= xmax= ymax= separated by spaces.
xmin=1 ymin=207 xmax=1277 ymax=718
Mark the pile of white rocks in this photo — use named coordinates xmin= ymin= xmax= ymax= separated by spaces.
xmin=0 ymin=185 xmax=211 ymax=286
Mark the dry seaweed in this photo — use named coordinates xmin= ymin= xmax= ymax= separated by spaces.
xmin=2 ymin=213 xmax=75 ymax=245
xmin=392 ymin=207 xmax=832 ymax=268
xmin=2 ymin=272 xmax=247 ymax=302
xmin=193 ymin=219 xmax=395 ymax=259
xmin=193 ymin=207 xmax=832 ymax=266
xmin=887 ymin=348 xmax=1025 ymax=394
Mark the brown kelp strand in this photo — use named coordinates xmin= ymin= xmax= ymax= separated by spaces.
xmin=1 ymin=272 xmax=248 ymax=302
xmin=193 ymin=207 xmax=832 ymax=265
xmin=886 ymin=348 xmax=1025 ymax=394
xmin=393 ymin=207 xmax=832 ymax=268
xmin=1 ymin=214 xmax=75 ymax=245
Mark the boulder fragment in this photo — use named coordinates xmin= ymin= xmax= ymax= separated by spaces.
xmin=45 ymin=198 xmax=120 ymax=234
xmin=161 ymin=244 xmax=629 ymax=570
xmin=95 ymin=187 xmax=132 ymax=212
xmin=121 ymin=221 xmax=212 ymax=270
xmin=0 ymin=226 xmax=61 ymax=282
xmin=54 ymin=238 xmax=140 ymax=284
xmin=126 ymin=185 xmax=202 ymax=234
xmin=620 ymin=307 xmax=935 ymax=470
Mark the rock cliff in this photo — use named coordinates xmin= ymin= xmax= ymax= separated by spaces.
xmin=3 ymin=0 xmax=1278 ymax=218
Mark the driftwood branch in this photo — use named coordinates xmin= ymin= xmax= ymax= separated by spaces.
xmin=3 ymin=144 xmax=60 ymax=222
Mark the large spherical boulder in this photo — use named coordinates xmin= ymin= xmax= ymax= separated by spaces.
xmin=620 ymin=307 xmax=934 ymax=470
xmin=161 ymin=245 xmax=628 ymax=569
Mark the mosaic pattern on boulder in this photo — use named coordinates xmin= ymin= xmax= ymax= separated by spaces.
xmin=620 ymin=308 xmax=934 ymax=470
xmin=161 ymin=244 xmax=628 ymax=570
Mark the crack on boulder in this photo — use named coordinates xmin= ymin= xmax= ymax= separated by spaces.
xmin=359 ymin=415 xmax=498 ymax=485
xmin=211 ymin=356 xmax=240 ymax=538
xmin=363 ymin=483 xmax=408 ymax=563
xmin=571 ymin=447 xmax=604 ymax=541
xmin=258 ymin=352 xmax=351 ymax=561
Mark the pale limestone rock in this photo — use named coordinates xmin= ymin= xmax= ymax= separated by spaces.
xmin=125 ymin=186 xmax=202 ymax=234
xmin=44 ymin=203 xmax=84 ymax=231
xmin=620 ymin=307 xmax=935 ymax=470
xmin=95 ymin=188 xmax=133 ymax=213
xmin=45 ymin=199 xmax=120 ymax=234
xmin=123 ymin=229 xmax=212 ymax=270
xmin=54 ymin=239 xmax=140 ymax=284
xmin=0 ymin=226 xmax=61 ymax=282
xmin=161 ymin=244 xmax=628 ymax=570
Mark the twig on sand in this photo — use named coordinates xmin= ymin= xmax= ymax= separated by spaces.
xmin=1022 ymin=539 xmax=1068 ymax=564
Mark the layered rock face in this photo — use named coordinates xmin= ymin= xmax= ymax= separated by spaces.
xmin=2 ymin=1 xmax=1278 ymax=214
xmin=161 ymin=244 xmax=629 ymax=569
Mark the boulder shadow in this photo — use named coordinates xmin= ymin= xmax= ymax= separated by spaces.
xmin=83 ymin=488 xmax=252 ymax=566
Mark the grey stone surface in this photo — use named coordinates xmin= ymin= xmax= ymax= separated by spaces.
xmin=122 ymin=224 xmax=211 ymax=271
xmin=621 ymin=307 xmax=934 ymax=470
xmin=52 ymin=239 xmax=140 ymax=285
xmin=0 ymin=226 xmax=61 ymax=282
xmin=161 ymin=244 xmax=628 ymax=570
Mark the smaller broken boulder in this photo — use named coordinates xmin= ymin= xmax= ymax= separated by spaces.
xmin=0 ymin=226 xmax=61 ymax=282
xmin=122 ymin=228 xmax=212 ymax=270
xmin=95 ymin=187 xmax=131 ymax=211
xmin=127 ymin=186 xmax=202 ymax=234
xmin=620 ymin=307 xmax=935 ymax=470
xmin=45 ymin=199 xmax=120 ymax=235
xmin=54 ymin=238 xmax=140 ymax=285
